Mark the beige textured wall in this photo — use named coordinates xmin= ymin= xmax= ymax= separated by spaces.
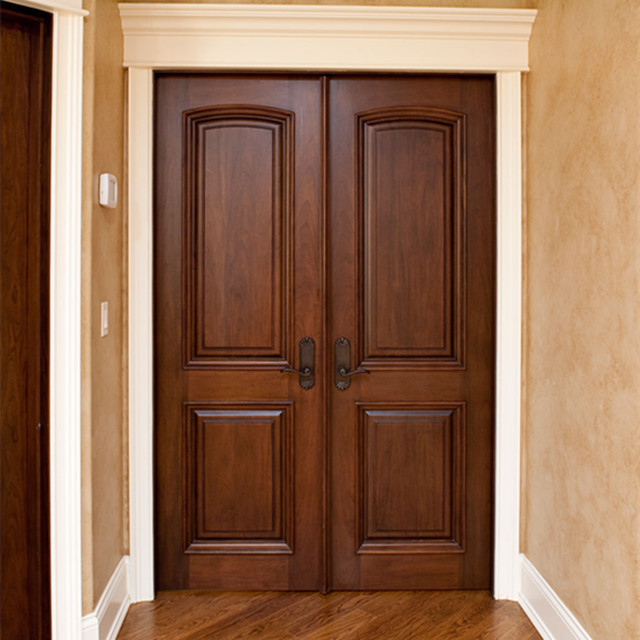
xmin=523 ymin=1 xmax=640 ymax=638
xmin=81 ymin=0 xmax=127 ymax=615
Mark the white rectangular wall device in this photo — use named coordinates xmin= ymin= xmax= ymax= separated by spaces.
xmin=99 ymin=173 xmax=118 ymax=208
xmin=101 ymin=301 xmax=109 ymax=337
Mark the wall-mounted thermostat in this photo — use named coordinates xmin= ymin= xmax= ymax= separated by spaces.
xmin=99 ymin=173 xmax=118 ymax=208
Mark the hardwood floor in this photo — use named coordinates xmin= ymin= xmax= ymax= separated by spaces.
xmin=118 ymin=591 xmax=541 ymax=639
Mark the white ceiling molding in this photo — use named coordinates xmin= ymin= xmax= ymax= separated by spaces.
xmin=118 ymin=3 xmax=535 ymax=71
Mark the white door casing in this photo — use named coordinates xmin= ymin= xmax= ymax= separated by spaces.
xmin=120 ymin=3 xmax=535 ymax=602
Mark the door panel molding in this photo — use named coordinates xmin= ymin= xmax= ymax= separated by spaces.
xmin=183 ymin=105 xmax=295 ymax=367
xmin=183 ymin=403 xmax=294 ymax=555
xmin=358 ymin=107 xmax=465 ymax=367
xmin=356 ymin=403 xmax=465 ymax=555
xmin=122 ymin=4 xmax=535 ymax=602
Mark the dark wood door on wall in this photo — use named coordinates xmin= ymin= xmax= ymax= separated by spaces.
xmin=154 ymin=74 xmax=495 ymax=591
xmin=1 ymin=2 xmax=52 ymax=637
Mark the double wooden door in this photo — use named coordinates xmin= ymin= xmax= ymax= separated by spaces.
xmin=155 ymin=74 xmax=495 ymax=592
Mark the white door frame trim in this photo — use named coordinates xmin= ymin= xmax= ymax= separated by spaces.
xmin=121 ymin=3 xmax=535 ymax=602
xmin=10 ymin=0 xmax=87 ymax=638
xmin=50 ymin=11 xmax=85 ymax=637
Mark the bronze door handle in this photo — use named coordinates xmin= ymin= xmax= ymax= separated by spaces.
xmin=338 ymin=366 xmax=370 ymax=378
xmin=281 ymin=365 xmax=312 ymax=377
xmin=334 ymin=337 xmax=370 ymax=390
xmin=280 ymin=337 xmax=315 ymax=389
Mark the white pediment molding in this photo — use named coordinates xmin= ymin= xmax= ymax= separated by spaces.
xmin=118 ymin=3 xmax=535 ymax=71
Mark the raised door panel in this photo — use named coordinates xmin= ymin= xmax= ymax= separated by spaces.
xmin=360 ymin=109 xmax=465 ymax=367
xmin=185 ymin=404 xmax=293 ymax=554
xmin=358 ymin=405 xmax=465 ymax=554
xmin=185 ymin=107 xmax=293 ymax=365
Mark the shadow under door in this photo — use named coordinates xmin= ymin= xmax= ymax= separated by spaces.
xmin=154 ymin=74 xmax=495 ymax=591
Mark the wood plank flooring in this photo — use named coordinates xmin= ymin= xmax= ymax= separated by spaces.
xmin=117 ymin=591 xmax=541 ymax=639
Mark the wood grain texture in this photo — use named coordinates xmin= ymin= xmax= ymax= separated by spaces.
xmin=184 ymin=106 xmax=294 ymax=364
xmin=329 ymin=76 xmax=495 ymax=590
xmin=154 ymin=75 xmax=325 ymax=590
xmin=185 ymin=404 xmax=293 ymax=554
xmin=0 ymin=3 xmax=52 ymax=638
xmin=358 ymin=405 xmax=464 ymax=553
xmin=155 ymin=74 xmax=494 ymax=592
xmin=359 ymin=107 xmax=464 ymax=362
xmin=117 ymin=591 xmax=541 ymax=639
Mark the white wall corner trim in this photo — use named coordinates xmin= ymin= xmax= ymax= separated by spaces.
xmin=519 ymin=555 xmax=593 ymax=640
xmin=121 ymin=3 xmax=536 ymax=603
xmin=81 ymin=557 xmax=132 ymax=640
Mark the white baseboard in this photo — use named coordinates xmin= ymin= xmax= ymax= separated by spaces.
xmin=81 ymin=556 xmax=132 ymax=640
xmin=519 ymin=554 xmax=592 ymax=640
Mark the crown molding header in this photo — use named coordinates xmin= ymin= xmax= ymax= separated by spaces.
xmin=118 ymin=3 xmax=536 ymax=72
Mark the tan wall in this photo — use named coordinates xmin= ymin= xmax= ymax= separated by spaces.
xmin=81 ymin=0 xmax=127 ymax=615
xmin=523 ymin=0 xmax=640 ymax=638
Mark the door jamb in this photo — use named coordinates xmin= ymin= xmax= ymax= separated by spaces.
xmin=121 ymin=4 xmax=535 ymax=602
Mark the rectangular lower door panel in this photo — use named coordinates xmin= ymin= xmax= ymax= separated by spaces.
xmin=358 ymin=405 xmax=465 ymax=554
xmin=185 ymin=404 xmax=294 ymax=554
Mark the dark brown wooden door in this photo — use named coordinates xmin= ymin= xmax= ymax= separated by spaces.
xmin=1 ymin=2 xmax=52 ymax=636
xmin=154 ymin=74 xmax=494 ymax=591
xmin=155 ymin=75 xmax=325 ymax=590
xmin=328 ymin=76 xmax=495 ymax=589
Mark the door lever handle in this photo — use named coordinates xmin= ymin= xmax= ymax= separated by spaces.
xmin=280 ymin=337 xmax=315 ymax=389
xmin=338 ymin=366 xmax=370 ymax=378
xmin=334 ymin=337 xmax=370 ymax=390
xmin=281 ymin=365 xmax=312 ymax=377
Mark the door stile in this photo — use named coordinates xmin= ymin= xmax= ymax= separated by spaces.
xmin=320 ymin=74 xmax=331 ymax=595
